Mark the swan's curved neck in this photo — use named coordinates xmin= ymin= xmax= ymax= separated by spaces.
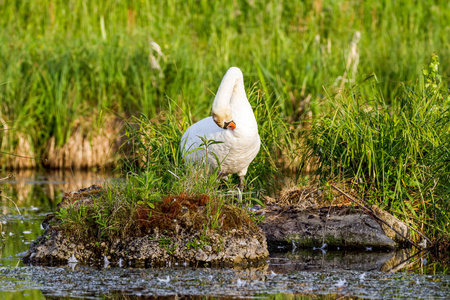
xmin=212 ymin=67 xmax=246 ymax=117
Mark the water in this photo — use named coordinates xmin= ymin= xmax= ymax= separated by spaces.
xmin=1 ymin=170 xmax=449 ymax=299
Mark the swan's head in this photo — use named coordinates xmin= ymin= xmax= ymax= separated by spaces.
xmin=211 ymin=66 xmax=245 ymax=130
xmin=212 ymin=111 xmax=236 ymax=130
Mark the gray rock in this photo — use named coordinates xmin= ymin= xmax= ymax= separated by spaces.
xmin=260 ymin=205 xmax=398 ymax=250
xmin=371 ymin=205 xmax=410 ymax=244
xmin=23 ymin=223 xmax=268 ymax=266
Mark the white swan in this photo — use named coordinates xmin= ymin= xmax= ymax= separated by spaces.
xmin=181 ymin=67 xmax=260 ymax=188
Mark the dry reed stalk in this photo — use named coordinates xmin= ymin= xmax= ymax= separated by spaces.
xmin=331 ymin=184 xmax=423 ymax=249
xmin=0 ymin=193 xmax=21 ymax=215
xmin=339 ymin=31 xmax=361 ymax=90
xmin=0 ymin=133 xmax=37 ymax=169
xmin=0 ymin=116 xmax=36 ymax=169
xmin=45 ymin=117 xmax=124 ymax=169
xmin=1 ymin=170 xmax=33 ymax=205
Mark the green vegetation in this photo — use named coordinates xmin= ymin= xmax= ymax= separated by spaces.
xmin=1 ymin=0 xmax=449 ymax=167
xmin=1 ymin=1 xmax=449 ymax=243
xmin=305 ymin=54 xmax=449 ymax=239
xmin=53 ymin=102 xmax=271 ymax=242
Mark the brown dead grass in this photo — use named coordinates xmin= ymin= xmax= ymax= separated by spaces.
xmin=55 ymin=186 xmax=259 ymax=242
xmin=136 ymin=193 xmax=209 ymax=233
xmin=0 ymin=125 xmax=37 ymax=169
xmin=0 ymin=115 xmax=124 ymax=170
xmin=263 ymin=184 xmax=353 ymax=209
xmin=45 ymin=117 xmax=124 ymax=169
xmin=135 ymin=193 xmax=258 ymax=235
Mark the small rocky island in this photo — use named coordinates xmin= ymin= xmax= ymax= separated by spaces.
xmin=23 ymin=185 xmax=269 ymax=266
xmin=23 ymin=185 xmax=413 ymax=267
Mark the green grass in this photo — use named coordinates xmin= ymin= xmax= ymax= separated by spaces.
xmin=121 ymin=85 xmax=289 ymax=195
xmin=54 ymin=91 xmax=285 ymax=241
xmin=1 ymin=1 xmax=449 ymax=243
xmin=304 ymin=54 xmax=449 ymax=240
xmin=1 ymin=0 xmax=450 ymax=167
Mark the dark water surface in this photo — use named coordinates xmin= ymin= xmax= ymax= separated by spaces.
xmin=1 ymin=171 xmax=449 ymax=299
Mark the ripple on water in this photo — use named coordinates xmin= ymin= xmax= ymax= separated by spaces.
xmin=1 ymin=264 xmax=450 ymax=299
xmin=1 ymin=172 xmax=449 ymax=299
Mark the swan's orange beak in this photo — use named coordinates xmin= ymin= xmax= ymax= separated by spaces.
xmin=224 ymin=120 xmax=236 ymax=130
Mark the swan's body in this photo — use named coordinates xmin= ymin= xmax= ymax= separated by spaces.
xmin=181 ymin=67 xmax=260 ymax=187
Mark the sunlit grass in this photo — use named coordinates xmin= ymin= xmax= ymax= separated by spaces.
xmin=54 ymin=88 xmax=288 ymax=241
xmin=1 ymin=0 xmax=449 ymax=167
xmin=1 ymin=0 xmax=449 ymax=244
xmin=304 ymin=54 xmax=450 ymax=240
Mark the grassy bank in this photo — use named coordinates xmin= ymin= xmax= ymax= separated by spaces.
xmin=1 ymin=0 xmax=450 ymax=168
xmin=304 ymin=54 xmax=449 ymax=240
xmin=53 ymin=112 xmax=268 ymax=246
xmin=1 ymin=1 xmax=449 ymax=243
xmin=55 ymin=56 xmax=449 ymax=244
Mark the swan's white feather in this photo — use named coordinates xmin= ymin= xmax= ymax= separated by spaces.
xmin=181 ymin=67 xmax=260 ymax=178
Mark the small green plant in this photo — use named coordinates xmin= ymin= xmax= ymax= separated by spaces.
xmin=55 ymin=208 xmax=69 ymax=224
xmin=249 ymin=212 xmax=265 ymax=224
xmin=186 ymin=238 xmax=202 ymax=250
xmin=199 ymin=233 xmax=212 ymax=247
xmin=205 ymin=197 xmax=225 ymax=231
xmin=423 ymin=52 xmax=442 ymax=91
xmin=158 ymin=236 xmax=177 ymax=254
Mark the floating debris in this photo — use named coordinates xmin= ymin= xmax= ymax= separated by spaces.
xmin=419 ymin=239 xmax=427 ymax=249
xmin=68 ymin=254 xmax=78 ymax=264
xmin=313 ymin=243 xmax=327 ymax=254
xmin=68 ymin=262 xmax=77 ymax=271
xmin=335 ymin=278 xmax=347 ymax=287
xmin=104 ymin=255 xmax=110 ymax=268
xmin=236 ymin=278 xmax=246 ymax=287
xmin=157 ymin=275 xmax=170 ymax=283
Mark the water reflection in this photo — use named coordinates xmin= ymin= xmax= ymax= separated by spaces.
xmin=1 ymin=169 xmax=115 ymax=205
xmin=2 ymin=264 xmax=450 ymax=299
xmin=0 ymin=169 xmax=116 ymax=268
xmin=269 ymin=248 xmax=408 ymax=273
xmin=0 ymin=170 xmax=449 ymax=299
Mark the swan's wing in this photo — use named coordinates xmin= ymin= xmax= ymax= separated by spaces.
xmin=180 ymin=114 xmax=260 ymax=176
xmin=181 ymin=117 xmax=226 ymax=158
